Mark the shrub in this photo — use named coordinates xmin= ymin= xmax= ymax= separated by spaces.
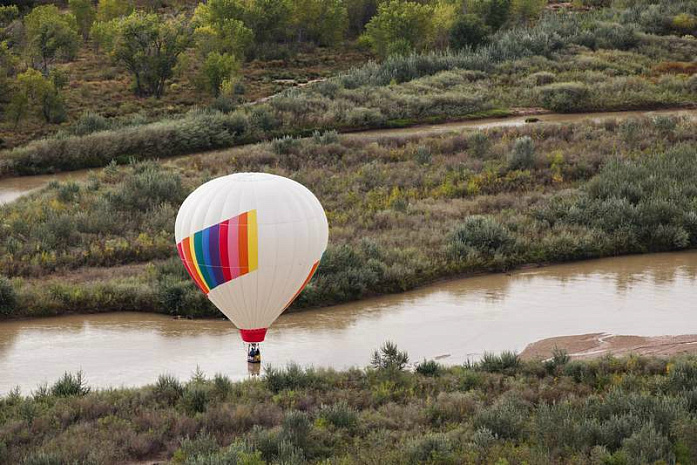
xmin=182 ymin=384 xmax=210 ymax=414
xmin=528 ymin=71 xmax=555 ymax=86
xmin=415 ymin=359 xmax=442 ymax=377
xmin=538 ymin=82 xmax=590 ymax=112
xmin=450 ymin=14 xmax=490 ymax=50
xmin=449 ymin=216 xmax=514 ymax=258
xmin=622 ymin=424 xmax=675 ymax=464
xmin=265 ymin=363 xmax=320 ymax=393
xmin=479 ymin=351 xmax=520 ymax=374
xmin=319 ymin=401 xmax=358 ymax=429
xmin=371 ymin=341 xmax=409 ymax=371
xmin=474 ymin=395 xmax=529 ymax=440
xmin=405 ymin=433 xmax=454 ymax=464
xmin=154 ymin=374 xmax=184 ymax=405
xmin=508 ymin=136 xmax=535 ymax=170
xmin=50 ymin=370 xmax=90 ymax=397
xmin=0 ymin=276 xmax=17 ymax=316
xmin=71 ymin=112 xmax=111 ymax=136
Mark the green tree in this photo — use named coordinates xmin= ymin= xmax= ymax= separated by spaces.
xmin=111 ymin=12 xmax=191 ymax=98
xmin=243 ymin=0 xmax=293 ymax=44
xmin=362 ymin=0 xmax=434 ymax=58
xmin=290 ymin=0 xmax=348 ymax=46
xmin=24 ymin=5 xmax=79 ymax=73
xmin=0 ymin=5 xmax=19 ymax=27
xmin=0 ymin=41 xmax=17 ymax=104
xmin=7 ymin=68 xmax=66 ymax=126
xmin=450 ymin=13 xmax=491 ymax=50
xmin=345 ymin=0 xmax=378 ymax=38
xmin=511 ymin=0 xmax=545 ymax=25
xmin=69 ymin=0 xmax=96 ymax=39
xmin=200 ymin=51 xmax=240 ymax=96
xmin=465 ymin=0 xmax=512 ymax=31
xmin=192 ymin=21 xmax=253 ymax=58
xmin=96 ymin=0 xmax=134 ymax=22
xmin=193 ymin=0 xmax=292 ymax=49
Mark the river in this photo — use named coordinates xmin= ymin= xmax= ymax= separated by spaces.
xmin=1 ymin=251 xmax=695 ymax=394
xmin=1 ymin=108 xmax=695 ymax=205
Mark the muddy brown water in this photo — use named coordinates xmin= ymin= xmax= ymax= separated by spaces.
xmin=1 ymin=251 xmax=695 ymax=394
xmin=1 ymin=108 xmax=695 ymax=206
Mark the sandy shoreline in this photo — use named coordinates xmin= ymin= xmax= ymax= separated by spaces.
xmin=521 ymin=333 xmax=697 ymax=360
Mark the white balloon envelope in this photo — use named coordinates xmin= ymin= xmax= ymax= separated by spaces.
xmin=174 ymin=173 xmax=329 ymax=342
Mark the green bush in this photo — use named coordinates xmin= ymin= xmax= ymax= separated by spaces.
xmin=319 ymin=401 xmax=358 ymax=429
xmin=479 ymin=351 xmax=520 ymax=374
xmin=415 ymin=359 xmax=442 ymax=377
xmin=0 ymin=276 xmax=17 ymax=316
xmin=154 ymin=374 xmax=184 ymax=405
xmin=450 ymin=14 xmax=490 ymax=50
xmin=508 ymin=136 xmax=535 ymax=170
xmin=538 ymin=82 xmax=590 ymax=112
xmin=370 ymin=341 xmax=409 ymax=371
xmin=449 ymin=216 xmax=515 ymax=258
xmin=50 ymin=370 xmax=90 ymax=397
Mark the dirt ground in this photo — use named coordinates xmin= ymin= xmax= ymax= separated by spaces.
xmin=521 ymin=333 xmax=697 ymax=360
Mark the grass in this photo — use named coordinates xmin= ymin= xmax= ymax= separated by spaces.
xmin=1 ymin=115 xmax=696 ymax=319
xmin=3 ymin=348 xmax=697 ymax=464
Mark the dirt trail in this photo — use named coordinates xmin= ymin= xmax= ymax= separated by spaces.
xmin=521 ymin=333 xmax=697 ymax=360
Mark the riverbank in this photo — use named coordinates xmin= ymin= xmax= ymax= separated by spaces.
xmin=3 ymin=349 xmax=697 ymax=464
xmin=522 ymin=333 xmax=697 ymax=360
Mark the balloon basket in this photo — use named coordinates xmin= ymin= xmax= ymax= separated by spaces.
xmin=245 ymin=342 xmax=262 ymax=365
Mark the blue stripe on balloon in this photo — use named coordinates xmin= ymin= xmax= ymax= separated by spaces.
xmin=202 ymin=228 xmax=219 ymax=288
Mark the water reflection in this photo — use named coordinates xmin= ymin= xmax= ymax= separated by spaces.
xmin=1 ymin=251 xmax=695 ymax=394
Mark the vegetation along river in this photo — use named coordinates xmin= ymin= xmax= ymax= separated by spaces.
xmin=1 ymin=108 xmax=695 ymax=204
xmin=1 ymin=251 xmax=695 ymax=394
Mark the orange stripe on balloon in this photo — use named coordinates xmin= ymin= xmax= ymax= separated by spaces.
xmin=283 ymin=260 xmax=319 ymax=311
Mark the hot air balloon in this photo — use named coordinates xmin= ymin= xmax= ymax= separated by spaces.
xmin=174 ymin=173 xmax=328 ymax=363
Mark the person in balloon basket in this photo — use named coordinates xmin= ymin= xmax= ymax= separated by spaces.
xmin=248 ymin=343 xmax=261 ymax=364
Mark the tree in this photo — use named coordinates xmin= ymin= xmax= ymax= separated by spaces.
xmin=69 ymin=0 xmax=96 ymax=39
xmin=200 ymin=51 xmax=240 ymax=96
xmin=450 ymin=13 xmax=491 ymax=50
xmin=430 ymin=0 xmax=459 ymax=50
xmin=290 ymin=0 xmax=348 ymax=46
xmin=0 ymin=40 xmax=17 ymax=105
xmin=7 ymin=68 xmax=66 ymax=126
xmin=192 ymin=0 xmax=292 ymax=49
xmin=243 ymin=0 xmax=292 ymax=45
xmin=362 ymin=0 xmax=434 ymax=59
xmin=511 ymin=0 xmax=545 ymax=25
xmin=465 ymin=0 xmax=512 ymax=31
xmin=96 ymin=0 xmax=134 ymax=22
xmin=0 ymin=5 xmax=19 ymax=28
xmin=345 ymin=0 xmax=378 ymax=38
xmin=24 ymin=5 xmax=79 ymax=73
xmin=111 ymin=12 xmax=191 ymax=98
xmin=192 ymin=21 xmax=253 ymax=58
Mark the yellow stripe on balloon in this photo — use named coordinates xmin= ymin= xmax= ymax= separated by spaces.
xmin=188 ymin=238 xmax=210 ymax=293
xmin=247 ymin=209 xmax=258 ymax=272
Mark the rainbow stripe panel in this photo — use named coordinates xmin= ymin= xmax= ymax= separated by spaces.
xmin=177 ymin=210 xmax=258 ymax=294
